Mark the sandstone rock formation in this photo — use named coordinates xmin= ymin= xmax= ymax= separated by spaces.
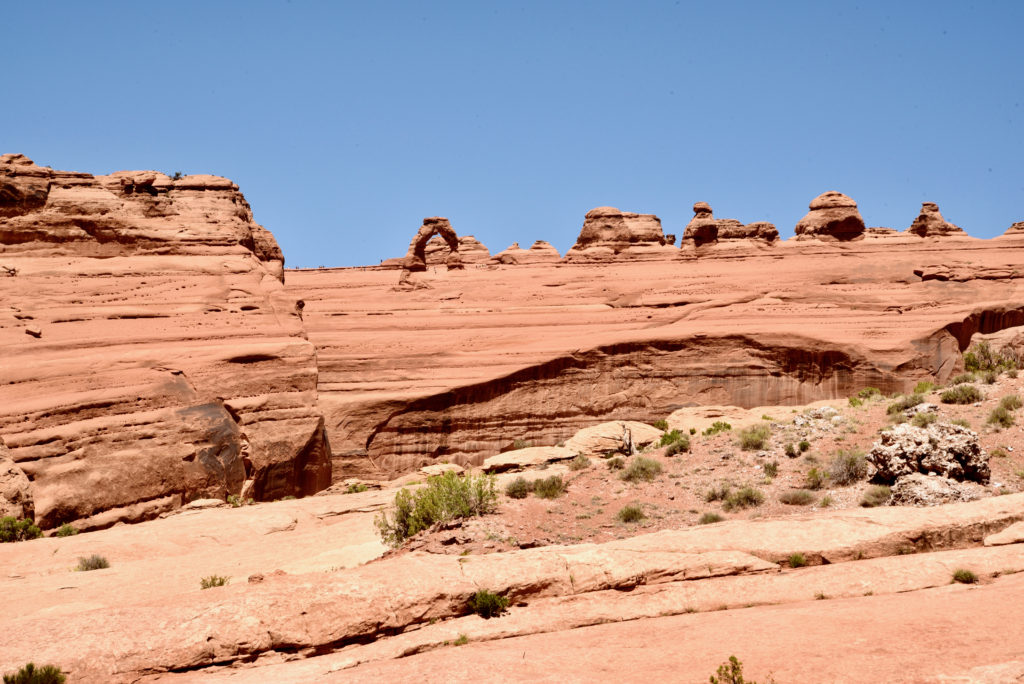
xmin=403 ymin=217 xmax=462 ymax=272
xmin=0 ymin=443 xmax=32 ymax=519
xmin=906 ymin=202 xmax=965 ymax=237
xmin=1006 ymin=221 xmax=1024 ymax=235
xmin=564 ymin=420 xmax=662 ymax=457
xmin=0 ymin=155 xmax=330 ymax=529
xmin=867 ymin=423 xmax=990 ymax=484
xmin=564 ymin=207 xmax=674 ymax=261
xmin=794 ymin=191 xmax=865 ymax=241
xmin=682 ymin=201 xmax=778 ymax=246
xmin=425 ymin=234 xmax=490 ymax=265
xmin=490 ymin=240 xmax=562 ymax=264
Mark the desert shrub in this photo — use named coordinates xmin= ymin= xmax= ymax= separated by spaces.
xmin=860 ymin=485 xmax=891 ymax=508
xmin=698 ymin=512 xmax=724 ymax=525
xmin=703 ymin=421 xmax=732 ymax=436
xmin=652 ymin=419 xmax=669 ymax=431
xmin=784 ymin=443 xmax=797 ymax=458
xmin=963 ymin=340 xmax=1019 ymax=373
xmin=54 ymin=524 xmax=77 ymax=538
xmin=887 ymin=393 xmax=924 ymax=415
xmin=200 ymin=575 xmax=229 ymax=589
xmin=987 ymin=406 xmax=1015 ymax=428
xmin=952 ymin=568 xmax=978 ymax=584
xmin=170 ymin=171 xmax=183 ymax=181
xmin=1000 ymin=394 xmax=1023 ymax=411
xmin=689 ymin=427 xmax=697 ymax=435
xmin=941 ymin=384 xmax=983 ymax=404
xmin=1010 ymin=369 xmax=1019 ymax=379
xmin=983 ymin=370 xmax=998 ymax=384
xmin=2 ymin=663 xmax=66 ymax=684
xmin=616 ymin=504 xmax=645 ymax=523
xmin=468 ymin=589 xmax=509 ymax=619
xmin=911 ymin=412 xmax=937 ymax=428
xmin=452 ymin=633 xmax=469 ymax=646
xmin=511 ymin=439 xmax=532 ymax=450
xmin=950 ymin=418 xmax=971 ymax=428
xmin=857 ymin=387 xmax=881 ymax=399
xmin=665 ymin=440 xmax=690 ymax=457
xmin=914 ymin=380 xmax=935 ymax=394
xmin=788 ymin=552 xmax=807 ymax=568
xmin=848 ymin=396 xmax=863 ymax=408
xmin=828 ymin=449 xmax=868 ymax=485
xmin=723 ymin=487 xmax=764 ymax=511
xmin=704 ymin=483 xmax=732 ymax=503
xmin=345 ymin=483 xmax=369 ymax=494
xmin=709 ymin=655 xmax=773 ymax=684
xmin=660 ymin=428 xmax=689 ymax=447
xmin=991 ymin=447 xmax=1010 ymax=459
xmin=948 ymin=372 xmax=975 ymax=385
xmin=738 ymin=424 xmax=770 ymax=451
xmin=505 ymin=476 xmax=533 ymax=499
xmin=620 ymin=456 xmax=663 ymax=483
xmin=779 ymin=489 xmax=815 ymax=506
xmin=804 ymin=467 xmax=827 ymax=490
xmin=606 ymin=457 xmax=625 ymax=471
xmin=532 ymin=475 xmax=566 ymax=499
xmin=375 ymin=471 xmax=498 ymax=546
xmin=819 ymin=494 xmax=834 ymax=507
xmin=227 ymin=494 xmax=255 ymax=507
xmin=76 ymin=555 xmax=109 ymax=571
xmin=0 ymin=517 xmax=42 ymax=543
xmin=763 ymin=461 xmax=779 ymax=478
xmin=798 ymin=440 xmax=811 ymax=453
xmin=568 ymin=454 xmax=591 ymax=471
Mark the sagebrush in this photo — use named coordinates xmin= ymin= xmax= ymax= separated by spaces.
xmin=375 ymin=471 xmax=498 ymax=546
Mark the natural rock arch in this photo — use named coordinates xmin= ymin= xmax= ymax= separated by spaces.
xmin=403 ymin=217 xmax=463 ymax=272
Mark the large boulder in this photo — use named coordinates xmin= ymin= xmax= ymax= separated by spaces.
xmin=888 ymin=473 xmax=987 ymax=507
xmin=491 ymin=240 xmax=562 ymax=265
xmin=481 ymin=446 xmax=576 ymax=473
xmin=565 ymin=207 xmax=674 ymax=261
xmin=794 ymin=191 xmax=865 ymax=241
xmin=906 ymin=202 xmax=965 ymax=237
xmin=564 ymin=421 xmax=663 ymax=457
xmin=425 ymin=234 xmax=491 ymax=265
xmin=866 ymin=423 xmax=990 ymax=484
xmin=682 ymin=202 xmax=778 ymax=246
xmin=1004 ymin=221 xmax=1024 ymax=235
xmin=0 ymin=443 xmax=32 ymax=519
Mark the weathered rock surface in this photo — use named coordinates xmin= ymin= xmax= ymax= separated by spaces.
xmin=563 ymin=420 xmax=662 ymax=457
xmin=907 ymin=202 xmax=965 ymax=237
xmin=867 ymin=423 xmax=990 ymax=484
xmin=1006 ymin=220 xmax=1024 ymax=235
xmin=564 ymin=206 xmax=674 ymax=261
xmin=402 ymin=217 xmax=462 ymax=272
xmin=0 ymin=155 xmax=331 ymax=529
xmin=889 ymin=472 xmax=987 ymax=506
xmin=794 ymin=191 xmax=866 ymax=240
xmin=682 ymin=201 xmax=778 ymax=246
xmin=425 ymin=234 xmax=490 ymax=265
xmin=481 ymin=446 xmax=576 ymax=473
xmin=490 ymin=240 xmax=561 ymax=264
xmin=0 ymin=444 xmax=32 ymax=519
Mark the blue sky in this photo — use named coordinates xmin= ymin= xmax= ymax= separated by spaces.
xmin=6 ymin=1 xmax=1023 ymax=266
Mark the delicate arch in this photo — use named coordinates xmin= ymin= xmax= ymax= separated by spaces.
xmin=403 ymin=217 xmax=463 ymax=272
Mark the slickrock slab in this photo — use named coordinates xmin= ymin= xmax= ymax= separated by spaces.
xmin=0 ymin=155 xmax=331 ymax=528
xmin=481 ymin=446 xmax=577 ymax=472
xmin=984 ymin=520 xmax=1024 ymax=546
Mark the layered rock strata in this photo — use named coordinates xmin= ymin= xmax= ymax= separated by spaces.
xmin=490 ymin=240 xmax=562 ymax=264
xmin=906 ymin=202 xmax=965 ymax=237
xmin=564 ymin=206 xmax=675 ymax=261
xmin=794 ymin=191 xmax=866 ymax=240
xmin=425 ymin=234 xmax=490 ymax=265
xmin=682 ymin=201 xmax=778 ymax=246
xmin=0 ymin=154 xmax=331 ymax=529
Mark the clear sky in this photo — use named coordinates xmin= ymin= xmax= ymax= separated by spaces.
xmin=6 ymin=1 xmax=1023 ymax=267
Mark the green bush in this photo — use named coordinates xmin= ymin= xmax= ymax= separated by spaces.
xmin=0 ymin=517 xmax=42 ymax=543
xmin=704 ymin=483 xmax=732 ymax=503
xmin=2 ymin=663 xmax=66 ymax=684
xmin=227 ymin=494 xmax=255 ymax=507
xmin=709 ymin=655 xmax=773 ymax=684
xmin=606 ymin=457 xmax=625 ymax=471
xmin=914 ymin=380 xmax=935 ymax=394
xmin=798 ymin=440 xmax=811 ymax=453
xmin=911 ymin=412 xmax=937 ymax=428
xmin=665 ymin=440 xmax=690 ymax=457
xmin=963 ymin=340 xmax=1019 ymax=373
xmin=857 ymin=387 xmax=881 ymax=399
xmin=950 ymin=418 xmax=971 ymax=428
xmin=345 ymin=483 xmax=369 ymax=494
xmin=860 ymin=485 xmax=891 ymax=508
xmin=652 ymin=419 xmax=669 ymax=431
xmin=941 ymin=384 xmax=983 ymax=404
xmin=468 ymin=589 xmax=509 ymax=619
xmin=887 ymin=394 xmax=924 ymax=415
xmin=784 ymin=443 xmax=797 ymax=458
xmin=848 ymin=396 xmax=863 ymax=408
xmin=948 ymin=372 xmax=975 ymax=385
xmin=76 ymin=555 xmax=109 ymax=571
xmin=375 ymin=471 xmax=498 ymax=546
xmin=660 ymin=429 xmax=690 ymax=452
xmin=54 ymin=524 xmax=77 ymax=538
xmin=738 ymin=424 xmax=770 ymax=451
xmin=987 ymin=406 xmax=1015 ymax=428
xmin=804 ymin=467 xmax=827 ymax=490
xmin=511 ymin=439 xmax=532 ymax=450
xmin=828 ymin=450 xmax=868 ymax=485
xmin=616 ymin=504 xmax=645 ymax=523
xmin=779 ymin=489 xmax=815 ymax=506
xmin=982 ymin=370 xmax=998 ymax=384
xmin=763 ymin=461 xmax=779 ymax=478
xmin=568 ymin=454 xmax=591 ymax=471
xmin=620 ymin=456 xmax=663 ymax=483
xmin=723 ymin=487 xmax=764 ymax=511
xmin=703 ymin=421 xmax=732 ymax=436
xmin=533 ymin=475 xmax=566 ymax=499
xmin=999 ymin=394 xmax=1023 ymax=411
xmin=698 ymin=512 xmax=724 ymax=525
xmin=200 ymin=575 xmax=229 ymax=589
xmin=952 ymin=568 xmax=978 ymax=584
xmin=689 ymin=427 xmax=697 ymax=435
xmin=788 ymin=552 xmax=807 ymax=568
xmin=505 ymin=476 xmax=533 ymax=499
